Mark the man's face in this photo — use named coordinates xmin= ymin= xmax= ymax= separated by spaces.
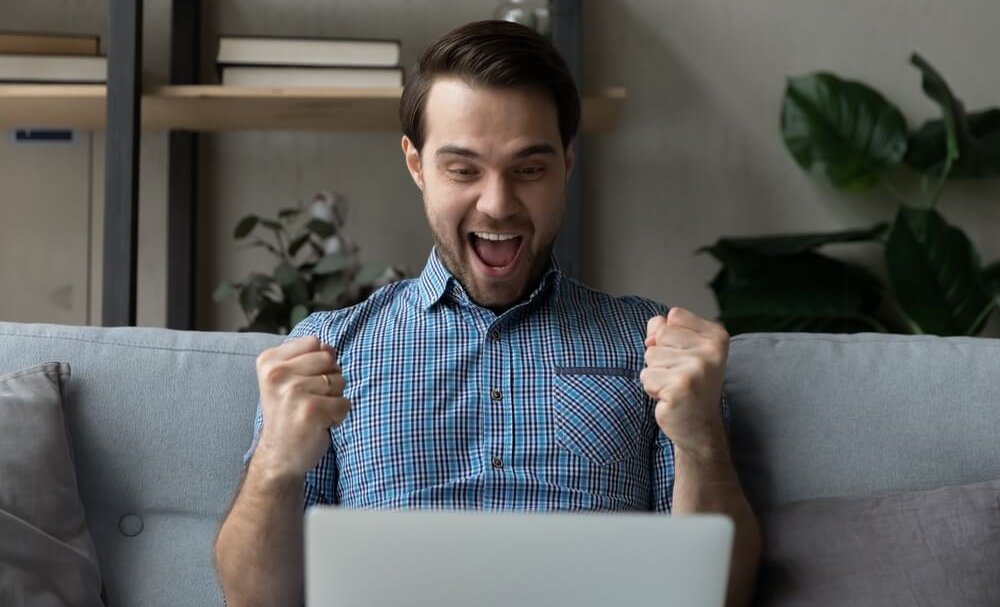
xmin=402 ymin=77 xmax=574 ymax=310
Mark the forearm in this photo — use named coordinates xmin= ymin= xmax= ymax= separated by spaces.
xmin=214 ymin=461 xmax=306 ymax=607
xmin=672 ymin=444 xmax=761 ymax=607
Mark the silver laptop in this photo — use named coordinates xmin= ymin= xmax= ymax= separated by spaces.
xmin=305 ymin=509 xmax=733 ymax=607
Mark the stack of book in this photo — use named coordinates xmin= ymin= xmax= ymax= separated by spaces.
xmin=216 ymin=35 xmax=403 ymax=88
xmin=0 ymin=31 xmax=105 ymax=83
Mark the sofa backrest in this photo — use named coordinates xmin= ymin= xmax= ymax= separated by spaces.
xmin=5 ymin=323 xmax=999 ymax=604
xmin=0 ymin=322 xmax=282 ymax=607
xmin=726 ymin=332 xmax=1000 ymax=510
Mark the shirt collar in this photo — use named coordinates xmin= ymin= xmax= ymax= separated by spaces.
xmin=416 ymin=247 xmax=563 ymax=311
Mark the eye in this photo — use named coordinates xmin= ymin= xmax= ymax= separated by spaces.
xmin=446 ymin=166 xmax=480 ymax=181
xmin=515 ymin=165 xmax=546 ymax=179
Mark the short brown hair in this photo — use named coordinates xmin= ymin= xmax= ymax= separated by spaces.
xmin=400 ymin=20 xmax=580 ymax=152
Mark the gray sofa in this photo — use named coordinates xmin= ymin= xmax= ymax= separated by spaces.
xmin=1 ymin=321 xmax=998 ymax=605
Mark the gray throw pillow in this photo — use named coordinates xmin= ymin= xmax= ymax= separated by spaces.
xmin=756 ymin=477 xmax=1000 ymax=606
xmin=0 ymin=362 xmax=104 ymax=607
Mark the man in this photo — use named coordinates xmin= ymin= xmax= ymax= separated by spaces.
xmin=215 ymin=20 xmax=760 ymax=607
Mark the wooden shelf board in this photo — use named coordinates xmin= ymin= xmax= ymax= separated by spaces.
xmin=0 ymin=85 xmax=107 ymax=129
xmin=0 ymin=85 xmax=625 ymax=132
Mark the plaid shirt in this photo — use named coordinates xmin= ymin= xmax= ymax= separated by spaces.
xmin=247 ymin=250 xmax=722 ymax=512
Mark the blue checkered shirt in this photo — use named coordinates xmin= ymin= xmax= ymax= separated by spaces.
xmin=247 ymin=250 xmax=725 ymax=512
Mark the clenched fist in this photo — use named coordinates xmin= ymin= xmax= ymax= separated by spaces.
xmin=251 ymin=336 xmax=350 ymax=481
xmin=640 ymin=307 xmax=729 ymax=456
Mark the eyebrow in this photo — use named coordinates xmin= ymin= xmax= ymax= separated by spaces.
xmin=434 ymin=143 xmax=558 ymax=160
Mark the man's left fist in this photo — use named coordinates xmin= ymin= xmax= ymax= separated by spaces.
xmin=640 ymin=307 xmax=730 ymax=456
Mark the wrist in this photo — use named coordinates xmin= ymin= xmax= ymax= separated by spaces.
xmin=247 ymin=450 xmax=305 ymax=496
xmin=672 ymin=432 xmax=731 ymax=468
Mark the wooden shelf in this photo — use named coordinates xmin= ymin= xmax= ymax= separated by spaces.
xmin=0 ymin=84 xmax=625 ymax=132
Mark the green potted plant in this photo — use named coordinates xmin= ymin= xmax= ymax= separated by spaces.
xmin=702 ymin=53 xmax=1000 ymax=335
xmin=214 ymin=192 xmax=405 ymax=333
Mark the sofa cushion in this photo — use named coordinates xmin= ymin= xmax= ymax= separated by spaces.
xmin=726 ymin=333 xmax=1000 ymax=509
xmin=755 ymin=477 xmax=1000 ymax=606
xmin=0 ymin=362 xmax=104 ymax=606
xmin=0 ymin=322 xmax=282 ymax=606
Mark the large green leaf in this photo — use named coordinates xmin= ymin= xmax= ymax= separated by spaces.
xmin=701 ymin=223 xmax=887 ymax=263
xmin=906 ymin=108 xmax=1000 ymax=179
xmin=706 ymin=248 xmax=891 ymax=335
xmin=782 ymin=73 xmax=908 ymax=190
xmin=884 ymin=207 xmax=994 ymax=335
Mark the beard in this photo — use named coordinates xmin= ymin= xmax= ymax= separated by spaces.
xmin=427 ymin=213 xmax=556 ymax=312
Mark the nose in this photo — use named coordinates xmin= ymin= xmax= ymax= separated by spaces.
xmin=475 ymin=173 xmax=519 ymax=220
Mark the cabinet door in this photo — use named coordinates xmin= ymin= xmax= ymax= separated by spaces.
xmin=0 ymin=133 xmax=92 ymax=325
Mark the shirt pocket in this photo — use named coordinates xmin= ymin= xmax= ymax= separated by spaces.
xmin=553 ymin=368 xmax=648 ymax=465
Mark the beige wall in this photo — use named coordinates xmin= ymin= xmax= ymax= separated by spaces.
xmin=0 ymin=0 xmax=171 ymax=327
xmin=581 ymin=0 xmax=1000 ymax=321
xmin=2 ymin=1 xmax=999 ymax=332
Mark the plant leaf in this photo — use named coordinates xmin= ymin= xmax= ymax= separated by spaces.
xmin=288 ymin=233 xmax=311 ymax=258
xmin=315 ymin=273 xmax=350 ymax=305
xmin=782 ymin=72 xmax=908 ymax=191
xmin=233 ymin=215 xmax=259 ymax=239
xmin=700 ymin=223 xmax=888 ymax=262
xmin=909 ymin=53 xmax=965 ymax=179
xmin=273 ymin=261 xmax=298 ymax=287
xmin=906 ymin=108 xmax=1000 ymax=179
xmin=984 ymin=261 xmax=1000 ymax=301
xmin=212 ymin=282 xmax=238 ymax=303
xmin=354 ymin=262 xmax=387 ymax=286
xmin=315 ymin=253 xmax=353 ymax=275
xmin=708 ymin=249 xmax=888 ymax=334
xmin=258 ymin=218 xmax=282 ymax=231
xmin=289 ymin=304 xmax=310 ymax=328
xmin=884 ymin=206 xmax=993 ymax=335
xmin=306 ymin=218 xmax=336 ymax=239
xmin=278 ymin=207 xmax=301 ymax=220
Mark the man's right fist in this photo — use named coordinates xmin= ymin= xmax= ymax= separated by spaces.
xmin=250 ymin=336 xmax=350 ymax=482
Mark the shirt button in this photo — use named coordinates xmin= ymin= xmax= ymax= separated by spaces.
xmin=491 ymin=456 xmax=504 ymax=469
xmin=489 ymin=329 xmax=501 ymax=341
xmin=490 ymin=388 xmax=502 ymax=401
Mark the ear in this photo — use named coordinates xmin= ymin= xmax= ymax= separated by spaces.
xmin=563 ymin=141 xmax=576 ymax=181
xmin=401 ymin=136 xmax=425 ymax=191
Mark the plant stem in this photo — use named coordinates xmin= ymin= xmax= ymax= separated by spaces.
xmin=928 ymin=154 xmax=955 ymax=210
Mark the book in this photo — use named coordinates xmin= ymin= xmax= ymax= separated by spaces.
xmin=0 ymin=54 xmax=106 ymax=83
xmin=0 ymin=32 xmax=99 ymax=55
xmin=217 ymin=35 xmax=400 ymax=68
xmin=221 ymin=65 xmax=403 ymax=88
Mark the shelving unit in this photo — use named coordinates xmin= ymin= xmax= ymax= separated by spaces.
xmin=0 ymin=85 xmax=624 ymax=132
xmin=10 ymin=0 xmax=615 ymax=328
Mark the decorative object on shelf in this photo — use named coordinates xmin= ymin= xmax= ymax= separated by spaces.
xmin=702 ymin=53 xmax=1000 ymax=336
xmin=214 ymin=191 xmax=405 ymax=334
xmin=494 ymin=0 xmax=551 ymax=37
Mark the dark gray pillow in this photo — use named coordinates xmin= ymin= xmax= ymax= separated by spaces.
xmin=755 ymin=478 xmax=1000 ymax=606
xmin=0 ymin=362 xmax=104 ymax=606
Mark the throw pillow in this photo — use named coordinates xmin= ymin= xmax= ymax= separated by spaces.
xmin=755 ymin=477 xmax=1000 ymax=606
xmin=0 ymin=362 xmax=104 ymax=606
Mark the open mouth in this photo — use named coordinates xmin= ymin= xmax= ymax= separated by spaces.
xmin=468 ymin=232 xmax=524 ymax=276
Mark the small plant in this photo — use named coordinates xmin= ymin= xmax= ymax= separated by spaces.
xmin=214 ymin=192 xmax=404 ymax=333
xmin=702 ymin=53 xmax=1000 ymax=336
